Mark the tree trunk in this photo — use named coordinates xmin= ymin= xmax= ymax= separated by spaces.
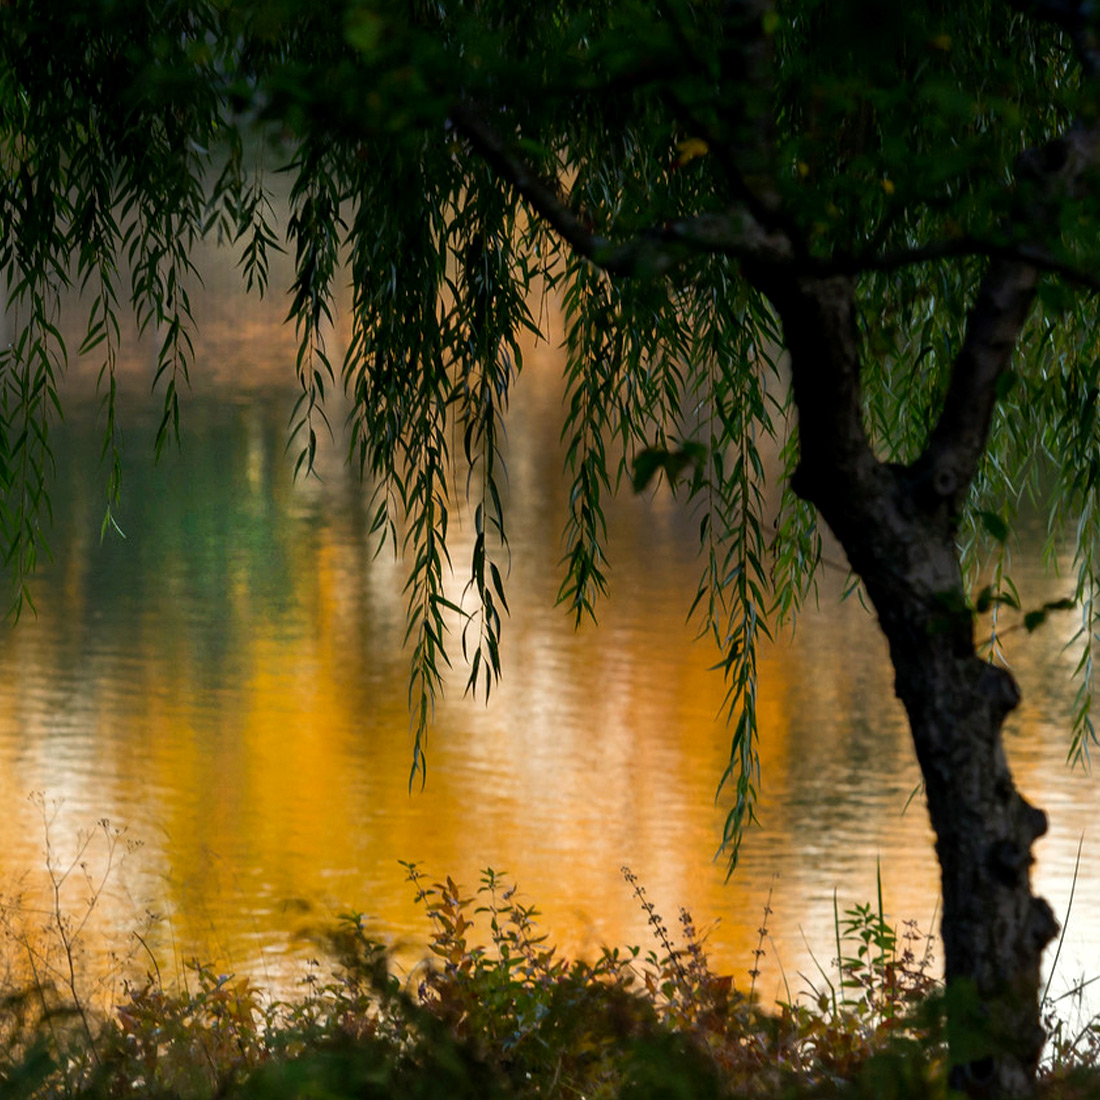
xmin=865 ymin=545 xmax=1060 ymax=1097
xmin=764 ymin=272 xmax=1060 ymax=1097
xmin=819 ymin=469 xmax=1058 ymax=1097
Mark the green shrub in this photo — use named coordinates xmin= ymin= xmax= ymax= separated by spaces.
xmin=12 ymin=855 xmax=1092 ymax=1100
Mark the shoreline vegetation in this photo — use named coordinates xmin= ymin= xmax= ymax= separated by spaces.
xmin=2 ymin=837 xmax=1098 ymax=1100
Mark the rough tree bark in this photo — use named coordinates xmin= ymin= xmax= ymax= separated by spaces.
xmin=756 ymin=268 xmax=1060 ymax=1097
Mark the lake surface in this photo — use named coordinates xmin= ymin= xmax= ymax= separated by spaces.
xmin=0 ymin=242 xmax=1097 ymax=1020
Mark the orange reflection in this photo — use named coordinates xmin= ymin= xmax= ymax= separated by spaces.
xmin=0 ymin=237 xmax=1095 ymax=1018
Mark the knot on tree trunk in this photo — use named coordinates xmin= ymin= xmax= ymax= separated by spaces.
xmin=930 ymin=463 xmax=957 ymax=499
xmin=1020 ymin=800 xmax=1048 ymax=844
xmin=1027 ymin=896 xmax=1059 ymax=952
xmin=977 ymin=662 xmax=1021 ymax=719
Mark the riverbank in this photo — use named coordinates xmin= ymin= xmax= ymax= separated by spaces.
xmin=3 ymin=864 xmax=1097 ymax=1099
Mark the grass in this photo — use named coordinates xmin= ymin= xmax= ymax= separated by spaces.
xmin=0 ymin=835 xmax=1097 ymax=1099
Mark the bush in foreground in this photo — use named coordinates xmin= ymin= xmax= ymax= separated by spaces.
xmin=0 ymin=864 xmax=1096 ymax=1100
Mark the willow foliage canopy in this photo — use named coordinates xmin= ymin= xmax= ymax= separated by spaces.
xmin=4 ymin=0 xmax=1100 ymax=1092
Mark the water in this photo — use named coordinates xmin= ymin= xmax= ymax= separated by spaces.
xmin=0 ymin=243 xmax=1097 ymax=1019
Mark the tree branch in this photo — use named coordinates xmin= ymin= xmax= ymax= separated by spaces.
xmin=449 ymin=100 xmax=795 ymax=278
xmin=920 ymin=258 xmax=1040 ymax=505
xmin=748 ymin=269 xmax=881 ymax=512
xmin=816 ymin=235 xmax=1100 ymax=292
xmin=920 ymin=124 xmax=1100 ymax=506
xmin=454 ymin=95 xmax=1100 ymax=293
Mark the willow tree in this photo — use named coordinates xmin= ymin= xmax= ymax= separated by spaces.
xmin=4 ymin=0 xmax=1100 ymax=1092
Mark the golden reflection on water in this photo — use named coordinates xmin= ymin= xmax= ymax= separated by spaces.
xmin=0 ymin=241 xmax=1097 ymax=1016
